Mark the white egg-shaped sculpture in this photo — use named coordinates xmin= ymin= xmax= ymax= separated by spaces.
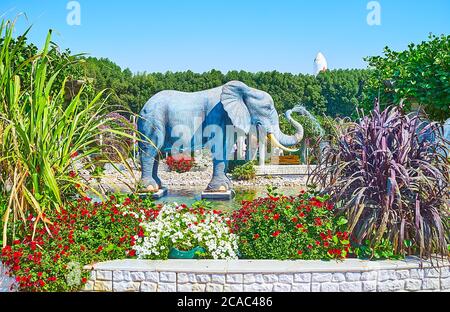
xmin=314 ymin=52 xmax=328 ymax=76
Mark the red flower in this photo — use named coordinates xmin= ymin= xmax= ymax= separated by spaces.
xmin=314 ymin=218 xmax=323 ymax=226
xmin=128 ymin=250 xmax=136 ymax=257
xmin=273 ymin=214 xmax=280 ymax=221
xmin=69 ymin=171 xmax=77 ymax=178
xmin=37 ymin=272 xmax=43 ymax=277
xmin=272 ymin=230 xmax=281 ymax=238
xmin=253 ymin=234 xmax=260 ymax=239
xmin=296 ymin=223 xmax=303 ymax=229
xmin=96 ymin=246 xmax=103 ymax=253
xmin=70 ymin=151 xmax=79 ymax=158
xmin=82 ymin=277 xmax=88 ymax=284
xmin=307 ymin=244 xmax=313 ymax=249
xmin=297 ymin=250 xmax=303 ymax=255
xmin=299 ymin=212 xmax=306 ymax=218
xmin=291 ymin=217 xmax=298 ymax=223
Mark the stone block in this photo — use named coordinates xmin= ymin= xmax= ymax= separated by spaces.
xmin=145 ymin=272 xmax=159 ymax=283
xmin=378 ymin=280 xmax=405 ymax=292
xmin=273 ymin=283 xmax=291 ymax=292
xmin=409 ymin=269 xmax=424 ymax=279
xmin=224 ymin=284 xmax=243 ymax=292
xmin=345 ymin=272 xmax=361 ymax=282
xmin=211 ymin=274 xmax=225 ymax=284
xmin=226 ymin=274 xmax=243 ymax=284
xmin=312 ymin=273 xmax=332 ymax=283
xmin=294 ymin=273 xmax=311 ymax=283
xmin=362 ymin=281 xmax=377 ymax=292
xmin=422 ymin=278 xmax=440 ymax=290
xmin=243 ymin=283 xmax=273 ymax=292
xmin=278 ymin=274 xmax=293 ymax=284
xmin=339 ymin=282 xmax=362 ymax=292
xmin=193 ymin=284 xmax=206 ymax=292
xmin=94 ymin=280 xmax=113 ymax=292
xmin=311 ymin=283 xmax=321 ymax=292
xmin=378 ymin=270 xmax=397 ymax=282
xmin=206 ymin=283 xmax=224 ymax=292
xmin=263 ymin=274 xmax=278 ymax=283
xmin=96 ymin=270 xmax=112 ymax=281
xmin=361 ymin=271 xmax=377 ymax=281
xmin=177 ymin=283 xmax=194 ymax=292
xmin=160 ymin=272 xmax=176 ymax=283
xmin=130 ymin=272 xmax=145 ymax=282
xmin=196 ymin=274 xmax=211 ymax=283
xmin=404 ymin=279 xmax=422 ymax=291
xmin=395 ymin=270 xmax=410 ymax=279
xmin=113 ymin=281 xmax=140 ymax=292
xmin=292 ymin=283 xmax=311 ymax=292
xmin=440 ymin=267 xmax=450 ymax=278
xmin=141 ymin=282 xmax=157 ymax=292
xmin=441 ymin=277 xmax=450 ymax=290
xmin=332 ymin=273 xmax=345 ymax=282
xmin=424 ymin=268 xmax=440 ymax=278
xmin=321 ymin=282 xmax=339 ymax=292
xmin=243 ymin=274 xmax=256 ymax=284
xmin=158 ymin=282 xmax=177 ymax=292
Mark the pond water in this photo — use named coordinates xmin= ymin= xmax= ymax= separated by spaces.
xmin=154 ymin=186 xmax=306 ymax=212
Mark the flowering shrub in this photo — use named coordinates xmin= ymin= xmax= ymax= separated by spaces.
xmin=0 ymin=195 xmax=158 ymax=292
xmin=133 ymin=203 xmax=239 ymax=260
xmin=231 ymin=189 xmax=350 ymax=260
xmin=166 ymin=156 xmax=195 ymax=173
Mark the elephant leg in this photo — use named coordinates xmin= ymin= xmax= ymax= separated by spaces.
xmin=206 ymin=159 xmax=232 ymax=191
xmin=138 ymin=120 xmax=165 ymax=191
xmin=152 ymin=152 xmax=162 ymax=188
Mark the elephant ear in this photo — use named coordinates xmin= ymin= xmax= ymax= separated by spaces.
xmin=221 ymin=81 xmax=251 ymax=134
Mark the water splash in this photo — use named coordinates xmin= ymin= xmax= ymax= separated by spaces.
xmin=286 ymin=105 xmax=325 ymax=137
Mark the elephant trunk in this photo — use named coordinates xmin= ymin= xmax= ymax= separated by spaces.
xmin=269 ymin=108 xmax=304 ymax=152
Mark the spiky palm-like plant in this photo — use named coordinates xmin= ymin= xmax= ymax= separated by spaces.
xmin=310 ymin=100 xmax=449 ymax=259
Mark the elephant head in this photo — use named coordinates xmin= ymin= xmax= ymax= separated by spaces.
xmin=221 ymin=81 xmax=304 ymax=152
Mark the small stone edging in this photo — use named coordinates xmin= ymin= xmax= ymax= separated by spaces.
xmin=83 ymin=257 xmax=450 ymax=292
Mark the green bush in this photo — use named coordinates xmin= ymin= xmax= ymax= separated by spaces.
xmin=231 ymin=162 xmax=256 ymax=181
xmin=364 ymin=34 xmax=450 ymax=121
xmin=231 ymin=189 xmax=350 ymax=260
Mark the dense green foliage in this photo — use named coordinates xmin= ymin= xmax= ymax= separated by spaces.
xmin=0 ymin=20 xmax=130 ymax=245
xmin=83 ymin=57 xmax=370 ymax=118
xmin=364 ymin=34 xmax=450 ymax=121
xmin=231 ymin=162 xmax=257 ymax=181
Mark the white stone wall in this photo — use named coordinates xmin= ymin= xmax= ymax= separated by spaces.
xmin=83 ymin=258 xmax=450 ymax=292
xmin=0 ymin=262 xmax=17 ymax=292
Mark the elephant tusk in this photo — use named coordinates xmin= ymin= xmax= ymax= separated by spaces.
xmin=268 ymin=134 xmax=299 ymax=153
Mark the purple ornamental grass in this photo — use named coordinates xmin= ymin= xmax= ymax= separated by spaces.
xmin=311 ymin=99 xmax=450 ymax=259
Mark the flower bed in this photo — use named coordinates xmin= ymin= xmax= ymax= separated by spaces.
xmin=133 ymin=203 xmax=238 ymax=260
xmin=166 ymin=156 xmax=195 ymax=173
xmin=1 ymin=195 xmax=158 ymax=291
xmin=231 ymin=189 xmax=350 ymax=260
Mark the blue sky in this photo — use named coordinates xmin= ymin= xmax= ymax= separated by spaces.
xmin=1 ymin=0 xmax=449 ymax=74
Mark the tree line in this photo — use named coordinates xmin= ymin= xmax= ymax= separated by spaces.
xmin=82 ymin=57 xmax=370 ymax=119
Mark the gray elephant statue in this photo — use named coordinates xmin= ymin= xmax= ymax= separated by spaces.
xmin=137 ymin=81 xmax=304 ymax=192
